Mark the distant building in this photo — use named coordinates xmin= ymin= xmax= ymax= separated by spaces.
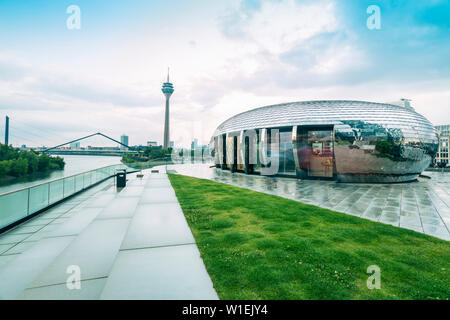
xmin=435 ymin=125 xmax=450 ymax=165
xmin=70 ymin=142 xmax=81 ymax=150
xmin=435 ymin=125 xmax=450 ymax=136
xmin=191 ymin=138 xmax=198 ymax=150
xmin=87 ymin=146 xmax=120 ymax=151
xmin=170 ymin=141 xmax=174 ymax=148
xmin=147 ymin=141 xmax=158 ymax=147
xmin=120 ymin=135 xmax=129 ymax=150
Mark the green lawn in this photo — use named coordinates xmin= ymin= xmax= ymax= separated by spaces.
xmin=168 ymin=174 xmax=450 ymax=300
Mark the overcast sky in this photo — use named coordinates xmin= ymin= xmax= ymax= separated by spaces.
xmin=0 ymin=0 xmax=449 ymax=148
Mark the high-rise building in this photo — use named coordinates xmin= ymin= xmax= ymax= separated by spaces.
xmin=70 ymin=141 xmax=80 ymax=149
xmin=435 ymin=125 xmax=450 ymax=136
xmin=161 ymin=69 xmax=174 ymax=149
xmin=435 ymin=125 xmax=450 ymax=165
xmin=120 ymin=134 xmax=129 ymax=150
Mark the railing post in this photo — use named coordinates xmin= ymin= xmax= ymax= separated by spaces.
xmin=27 ymin=188 xmax=30 ymax=215
xmin=48 ymin=183 xmax=50 ymax=206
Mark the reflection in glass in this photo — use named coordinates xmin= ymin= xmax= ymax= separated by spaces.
xmin=297 ymin=127 xmax=334 ymax=178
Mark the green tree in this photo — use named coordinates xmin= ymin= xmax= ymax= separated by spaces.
xmin=0 ymin=144 xmax=65 ymax=178
xmin=10 ymin=158 xmax=28 ymax=176
xmin=21 ymin=152 xmax=39 ymax=174
xmin=0 ymin=160 xmax=13 ymax=178
xmin=38 ymin=154 xmax=51 ymax=171
xmin=50 ymin=156 xmax=65 ymax=169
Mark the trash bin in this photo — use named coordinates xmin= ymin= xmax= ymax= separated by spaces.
xmin=116 ymin=169 xmax=127 ymax=188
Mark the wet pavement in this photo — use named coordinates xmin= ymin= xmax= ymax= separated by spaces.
xmin=0 ymin=168 xmax=218 ymax=300
xmin=167 ymin=163 xmax=450 ymax=241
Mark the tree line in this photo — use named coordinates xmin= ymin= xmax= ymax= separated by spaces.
xmin=122 ymin=147 xmax=172 ymax=163
xmin=0 ymin=144 xmax=65 ymax=178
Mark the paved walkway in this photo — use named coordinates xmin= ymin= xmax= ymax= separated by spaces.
xmin=0 ymin=168 xmax=218 ymax=300
xmin=167 ymin=164 xmax=450 ymax=241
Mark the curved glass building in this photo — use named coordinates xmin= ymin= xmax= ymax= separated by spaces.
xmin=212 ymin=100 xmax=438 ymax=183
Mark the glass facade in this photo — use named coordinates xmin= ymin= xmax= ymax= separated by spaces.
xmin=297 ymin=127 xmax=334 ymax=178
xmin=435 ymin=125 xmax=450 ymax=136
xmin=435 ymin=135 xmax=449 ymax=164
xmin=277 ymin=130 xmax=296 ymax=175
xmin=213 ymin=100 xmax=439 ymax=183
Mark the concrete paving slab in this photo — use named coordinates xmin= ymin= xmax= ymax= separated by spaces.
xmin=7 ymin=225 xmax=45 ymax=235
xmin=120 ymin=203 xmax=195 ymax=250
xmin=3 ymin=241 xmax=38 ymax=255
xmin=0 ymin=243 xmax=14 ymax=254
xmin=47 ymin=207 xmax=103 ymax=238
xmin=0 ymin=236 xmax=75 ymax=299
xmin=0 ymin=254 xmax=17 ymax=269
xmin=84 ymin=194 xmax=117 ymax=208
xmin=145 ymin=179 xmax=172 ymax=188
xmin=96 ymin=197 xmax=140 ymax=220
xmin=0 ymin=233 xmax=31 ymax=245
xmin=117 ymin=186 xmax=145 ymax=197
xmin=100 ymin=245 xmax=218 ymax=300
xmin=17 ymin=278 xmax=107 ymax=300
xmin=139 ymin=187 xmax=178 ymax=204
xmin=28 ymin=219 xmax=130 ymax=288
xmin=24 ymin=224 xmax=60 ymax=242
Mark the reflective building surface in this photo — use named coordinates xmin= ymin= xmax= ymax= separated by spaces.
xmin=212 ymin=100 xmax=439 ymax=183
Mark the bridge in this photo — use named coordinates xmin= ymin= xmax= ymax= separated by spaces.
xmin=2 ymin=116 xmax=138 ymax=155
xmin=45 ymin=149 xmax=135 ymax=157
xmin=40 ymin=132 xmax=139 ymax=156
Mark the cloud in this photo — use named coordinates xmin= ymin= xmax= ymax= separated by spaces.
xmin=0 ymin=56 xmax=161 ymax=110
xmin=1 ymin=0 xmax=449 ymax=148
xmin=220 ymin=0 xmax=338 ymax=54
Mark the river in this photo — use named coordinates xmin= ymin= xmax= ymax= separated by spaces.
xmin=0 ymin=155 xmax=122 ymax=195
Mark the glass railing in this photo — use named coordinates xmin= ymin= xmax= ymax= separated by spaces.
xmin=122 ymin=157 xmax=174 ymax=170
xmin=0 ymin=164 xmax=128 ymax=231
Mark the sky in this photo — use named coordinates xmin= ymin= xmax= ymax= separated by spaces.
xmin=0 ymin=0 xmax=449 ymax=148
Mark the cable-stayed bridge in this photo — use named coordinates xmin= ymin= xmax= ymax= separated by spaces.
xmin=1 ymin=116 xmax=137 ymax=156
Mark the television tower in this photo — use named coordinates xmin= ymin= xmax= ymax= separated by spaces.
xmin=161 ymin=68 xmax=174 ymax=149
xmin=4 ymin=116 xmax=9 ymax=145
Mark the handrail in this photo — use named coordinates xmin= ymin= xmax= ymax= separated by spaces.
xmin=0 ymin=163 xmax=132 ymax=232
xmin=0 ymin=157 xmax=210 ymax=232
xmin=0 ymin=163 xmax=127 ymax=197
